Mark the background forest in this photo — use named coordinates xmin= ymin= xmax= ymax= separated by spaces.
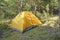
xmin=0 ymin=0 xmax=58 ymax=19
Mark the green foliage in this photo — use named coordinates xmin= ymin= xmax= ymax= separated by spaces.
xmin=0 ymin=12 xmax=4 ymax=20
xmin=0 ymin=25 xmax=60 ymax=40
xmin=0 ymin=0 xmax=58 ymax=19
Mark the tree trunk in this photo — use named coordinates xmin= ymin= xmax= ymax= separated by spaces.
xmin=34 ymin=5 xmax=37 ymax=16
xmin=18 ymin=0 xmax=23 ymax=13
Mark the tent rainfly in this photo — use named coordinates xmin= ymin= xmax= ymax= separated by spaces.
xmin=10 ymin=11 xmax=42 ymax=32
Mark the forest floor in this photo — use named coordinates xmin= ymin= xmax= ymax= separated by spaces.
xmin=0 ymin=15 xmax=60 ymax=40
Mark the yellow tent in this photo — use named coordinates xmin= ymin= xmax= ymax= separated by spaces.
xmin=10 ymin=11 xmax=42 ymax=32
